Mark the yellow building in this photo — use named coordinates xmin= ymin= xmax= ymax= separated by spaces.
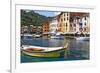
xmin=57 ymin=12 xmax=70 ymax=34
xmin=42 ymin=21 xmax=49 ymax=34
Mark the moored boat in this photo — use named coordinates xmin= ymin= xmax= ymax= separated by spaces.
xmin=50 ymin=33 xmax=64 ymax=39
xmin=33 ymin=34 xmax=42 ymax=38
xmin=50 ymin=35 xmax=64 ymax=39
xmin=75 ymin=37 xmax=89 ymax=41
xmin=21 ymin=43 xmax=68 ymax=58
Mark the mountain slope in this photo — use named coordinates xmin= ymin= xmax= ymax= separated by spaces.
xmin=21 ymin=10 xmax=53 ymax=26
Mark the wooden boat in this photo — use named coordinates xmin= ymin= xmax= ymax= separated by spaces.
xmin=21 ymin=43 xmax=68 ymax=58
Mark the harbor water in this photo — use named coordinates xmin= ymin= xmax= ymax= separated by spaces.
xmin=21 ymin=36 xmax=89 ymax=63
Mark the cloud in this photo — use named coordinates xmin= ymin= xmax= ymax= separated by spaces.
xmin=34 ymin=11 xmax=61 ymax=17
xmin=54 ymin=12 xmax=61 ymax=16
xmin=25 ymin=10 xmax=30 ymax=13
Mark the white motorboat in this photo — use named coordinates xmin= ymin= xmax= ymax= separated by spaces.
xmin=33 ymin=34 xmax=41 ymax=38
xmin=75 ymin=37 xmax=89 ymax=41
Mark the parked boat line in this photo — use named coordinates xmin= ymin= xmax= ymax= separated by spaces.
xmin=21 ymin=33 xmax=90 ymax=37
xmin=21 ymin=33 xmax=90 ymax=41
xmin=21 ymin=34 xmax=33 ymax=37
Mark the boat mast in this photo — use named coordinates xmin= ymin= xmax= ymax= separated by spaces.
xmin=63 ymin=36 xmax=68 ymax=58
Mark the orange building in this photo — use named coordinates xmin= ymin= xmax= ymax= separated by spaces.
xmin=42 ymin=21 xmax=49 ymax=34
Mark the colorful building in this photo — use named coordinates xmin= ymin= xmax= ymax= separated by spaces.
xmin=21 ymin=25 xmax=29 ymax=33
xmin=82 ymin=14 xmax=90 ymax=34
xmin=36 ymin=26 xmax=42 ymax=34
xmin=42 ymin=21 xmax=49 ymax=34
xmin=70 ymin=12 xmax=90 ymax=34
xmin=57 ymin=12 xmax=70 ymax=34
xmin=49 ymin=18 xmax=58 ymax=34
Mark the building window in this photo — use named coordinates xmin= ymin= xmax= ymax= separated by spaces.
xmin=67 ymin=17 xmax=69 ymax=20
xmin=70 ymin=24 xmax=72 ymax=27
xmin=66 ymin=23 xmax=67 ymax=27
xmin=67 ymin=13 xmax=69 ymax=16
xmin=85 ymin=17 xmax=86 ymax=20
xmin=84 ymin=22 xmax=86 ymax=26
xmin=79 ymin=23 xmax=82 ymax=27
xmin=74 ymin=24 xmax=76 ymax=27
xmin=84 ymin=28 xmax=86 ymax=31
xmin=61 ymin=18 xmax=63 ymax=21
xmin=64 ymin=18 xmax=65 ymax=21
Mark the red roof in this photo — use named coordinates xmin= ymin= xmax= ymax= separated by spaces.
xmin=70 ymin=12 xmax=88 ymax=17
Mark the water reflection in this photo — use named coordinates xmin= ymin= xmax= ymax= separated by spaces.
xmin=21 ymin=36 xmax=89 ymax=63
xmin=21 ymin=36 xmax=65 ymax=47
xmin=68 ymin=39 xmax=89 ymax=59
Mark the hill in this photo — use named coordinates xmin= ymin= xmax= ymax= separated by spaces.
xmin=21 ymin=10 xmax=54 ymax=26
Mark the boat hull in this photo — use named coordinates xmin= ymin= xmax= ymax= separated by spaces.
xmin=22 ymin=48 xmax=66 ymax=58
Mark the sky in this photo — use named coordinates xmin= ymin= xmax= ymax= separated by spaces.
xmin=34 ymin=10 xmax=61 ymax=17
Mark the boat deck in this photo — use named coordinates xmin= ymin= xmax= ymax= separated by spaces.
xmin=21 ymin=45 xmax=65 ymax=51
